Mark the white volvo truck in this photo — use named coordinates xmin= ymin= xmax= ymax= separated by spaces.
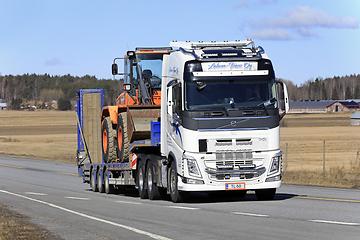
xmin=77 ymin=40 xmax=289 ymax=203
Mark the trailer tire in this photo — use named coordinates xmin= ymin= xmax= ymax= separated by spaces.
xmin=90 ymin=168 xmax=98 ymax=192
xmin=104 ymin=168 xmax=114 ymax=194
xmin=137 ymin=160 xmax=148 ymax=199
xmin=147 ymin=160 xmax=163 ymax=200
xmin=97 ymin=168 xmax=105 ymax=193
xmin=255 ymin=188 xmax=276 ymax=201
xmin=169 ymin=161 xmax=189 ymax=203
xmin=117 ymin=112 xmax=130 ymax=163
xmin=102 ymin=117 xmax=117 ymax=163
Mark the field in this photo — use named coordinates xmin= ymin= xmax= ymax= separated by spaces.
xmin=0 ymin=110 xmax=76 ymax=162
xmin=1 ymin=110 xmax=360 ymax=188
xmin=280 ymin=112 xmax=360 ymax=188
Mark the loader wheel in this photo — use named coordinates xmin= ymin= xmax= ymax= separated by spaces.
xmin=117 ymin=112 xmax=130 ymax=162
xmin=102 ymin=117 xmax=117 ymax=163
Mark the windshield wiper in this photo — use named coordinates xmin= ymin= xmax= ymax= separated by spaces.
xmin=255 ymin=98 xmax=276 ymax=116
xmin=190 ymin=106 xmax=229 ymax=116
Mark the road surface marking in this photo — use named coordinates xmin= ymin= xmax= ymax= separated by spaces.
xmin=58 ymin=172 xmax=78 ymax=176
xmin=116 ymin=200 xmax=142 ymax=205
xmin=0 ymin=189 xmax=172 ymax=240
xmin=167 ymin=206 xmax=199 ymax=210
xmin=65 ymin=197 xmax=90 ymax=200
xmin=295 ymin=196 xmax=360 ymax=203
xmin=232 ymin=212 xmax=269 ymax=217
xmin=25 ymin=192 xmax=48 ymax=196
xmin=310 ymin=220 xmax=360 ymax=226
xmin=0 ymin=163 xmax=25 ymax=169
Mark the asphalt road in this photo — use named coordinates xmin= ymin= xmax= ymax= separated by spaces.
xmin=0 ymin=156 xmax=360 ymax=240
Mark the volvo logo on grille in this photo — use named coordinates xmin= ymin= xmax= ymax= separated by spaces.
xmin=230 ymin=120 xmax=237 ymax=127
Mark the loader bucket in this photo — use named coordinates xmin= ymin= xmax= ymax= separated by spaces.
xmin=126 ymin=105 xmax=161 ymax=143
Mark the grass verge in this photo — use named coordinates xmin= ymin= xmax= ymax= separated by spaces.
xmin=0 ymin=204 xmax=62 ymax=240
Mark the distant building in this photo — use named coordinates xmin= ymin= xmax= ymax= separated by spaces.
xmin=328 ymin=101 xmax=359 ymax=112
xmin=350 ymin=111 xmax=360 ymax=126
xmin=289 ymin=100 xmax=334 ymax=113
xmin=289 ymin=100 xmax=360 ymax=113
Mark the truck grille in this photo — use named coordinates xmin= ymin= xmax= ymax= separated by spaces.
xmin=216 ymin=160 xmax=253 ymax=167
xmin=215 ymin=150 xmax=252 ymax=160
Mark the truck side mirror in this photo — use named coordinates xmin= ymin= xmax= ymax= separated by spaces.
xmin=276 ymin=80 xmax=289 ymax=120
xmin=112 ymin=63 xmax=118 ymax=75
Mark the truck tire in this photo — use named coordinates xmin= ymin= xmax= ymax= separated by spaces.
xmin=255 ymin=188 xmax=276 ymax=201
xmin=137 ymin=160 xmax=148 ymax=199
xmin=117 ymin=112 xmax=130 ymax=163
xmin=97 ymin=168 xmax=105 ymax=193
xmin=169 ymin=161 xmax=189 ymax=203
xmin=147 ymin=160 xmax=163 ymax=200
xmin=104 ymin=168 xmax=114 ymax=194
xmin=102 ymin=117 xmax=117 ymax=163
xmin=90 ymin=168 xmax=98 ymax=192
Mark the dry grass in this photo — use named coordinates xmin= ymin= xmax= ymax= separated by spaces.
xmin=280 ymin=112 xmax=360 ymax=189
xmin=0 ymin=203 xmax=62 ymax=240
xmin=0 ymin=110 xmax=77 ymax=163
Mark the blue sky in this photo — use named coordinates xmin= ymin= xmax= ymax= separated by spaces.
xmin=0 ymin=0 xmax=359 ymax=86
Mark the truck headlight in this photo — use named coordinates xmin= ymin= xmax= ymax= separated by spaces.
xmin=269 ymin=155 xmax=281 ymax=175
xmin=184 ymin=156 xmax=202 ymax=178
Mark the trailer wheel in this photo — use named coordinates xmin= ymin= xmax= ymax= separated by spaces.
xmin=255 ymin=188 xmax=276 ymax=201
xmin=117 ymin=112 xmax=130 ymax=162
xmin=169 ymin=161 xmax=189 ymax=203
xmin=147 ymin=161 xmax=163 ymax=200
xmin=137 ymin=160 xmax=148 ymax=199
xmin=102 ymin=117 xmax=117 ymax=163
xmin=90 ymin=168 xmax=98 ymax=192
xmin=104 ymin=168 xmax=114 ymax=194
xmin=97 ymin=168 xmax=105 ymax=193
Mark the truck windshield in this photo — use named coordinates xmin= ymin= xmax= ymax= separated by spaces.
xmin=184 ymin=79 xmax=278 ymax=110
xmin=132 ymin=53 xmax=164 ymax=90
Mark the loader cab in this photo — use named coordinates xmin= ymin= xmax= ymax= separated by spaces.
xmin=125 ymin=52 xmax=164 ymax=95
xmin=115 ymin=47 xmax=172 ymax=105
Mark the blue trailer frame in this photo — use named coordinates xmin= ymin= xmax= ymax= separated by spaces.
xmin=77 ymin=89 xmax=161 ymax=189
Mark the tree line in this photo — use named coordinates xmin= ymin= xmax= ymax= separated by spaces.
xmin=0 ymin=74 xmax=123 ymax=110
xmin=281 ymin=74 xmax=360 ymax=101
xmin=1 ymin=73 xmax=360 ymax=110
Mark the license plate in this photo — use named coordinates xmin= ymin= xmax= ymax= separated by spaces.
xmin=225 ymin=182 xmax=245 ymax=191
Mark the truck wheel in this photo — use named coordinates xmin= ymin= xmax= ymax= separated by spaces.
xmin=147 ymin=161 xmax=163 ymax=200
xmin=104 ymin=168 xmax=114 ymax=194
xmin=255 ymin=188 xmax=276 ymax=201
xmin=90 ymin=168 xmax=98 ymax=192
xmin=117 ymin=112 xmax=130 ymax=163
xmin=137 ymin=160 xmax=148 ymax=199
xmin=169 ymin=161 xmax=189 ymax=203
xmin=102 ymin=117 xmax=117 ymax=163
xmin=97 ymin=168 xmax=105 ymax=193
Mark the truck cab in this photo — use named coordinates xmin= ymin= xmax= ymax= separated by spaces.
xmin=161 ymin=40 xmax=289 ymax=201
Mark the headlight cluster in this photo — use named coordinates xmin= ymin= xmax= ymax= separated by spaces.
xmin=184 ymin=156 xmax=202 ymax=178
xmin=269 ymin=155 xmax=281 ymax=174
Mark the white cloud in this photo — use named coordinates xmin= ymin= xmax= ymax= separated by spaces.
xmin=256 ymin=6 xmax=358 ymax=29
xmin=245 ymin=5 xmax=359 ymax=40
xmin=248 ymin=28 xmax=293 ymax=41
xmin=44 ymin=58 xmax=62 ymax=66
